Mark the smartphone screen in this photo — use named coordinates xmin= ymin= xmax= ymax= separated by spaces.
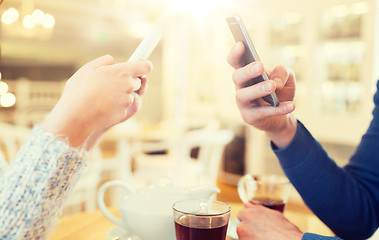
xmin=226 ymin=14 xmax=280 ymax=107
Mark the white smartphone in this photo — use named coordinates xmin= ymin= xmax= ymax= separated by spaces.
xmin=128 ymin=28 xmax=162 ymax=62
xmin=226 ymin=14 xmax=279 ymax=107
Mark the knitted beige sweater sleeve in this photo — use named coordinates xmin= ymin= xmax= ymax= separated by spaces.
xmin=0 ymin=126 xmax=88 ymax=240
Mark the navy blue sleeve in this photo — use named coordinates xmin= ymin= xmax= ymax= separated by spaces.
xmin=272 ymin=80 xmax=379 ymax=240
xmin=302 ymin=233 xmax=342 ymax=240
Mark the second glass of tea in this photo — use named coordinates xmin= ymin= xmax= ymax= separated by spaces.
xmin=172 ymin=199 xmax=231 ymax=240
xmin=237 ymin=174 xmax=291 ymax=212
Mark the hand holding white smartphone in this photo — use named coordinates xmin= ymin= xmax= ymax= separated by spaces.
xmin=226 ymin=14 xmax=279 ymax=107
xmin=128 ymin=28 xmax=162 ymax=62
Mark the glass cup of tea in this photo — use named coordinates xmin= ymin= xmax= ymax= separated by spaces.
xmin=172 ymin=199 xmax=231 ymax=240
xmin=237 ymin=174 xmax=291 ymax=213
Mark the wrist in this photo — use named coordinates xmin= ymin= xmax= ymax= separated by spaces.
xmin=43 ymin=103 xmax=95 ymax=148
xmin=266 ymin=114 xmax=298 ymax=149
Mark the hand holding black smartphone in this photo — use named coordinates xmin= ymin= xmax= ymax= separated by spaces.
xmin=226 ymin=14 xmax=280 ymax=107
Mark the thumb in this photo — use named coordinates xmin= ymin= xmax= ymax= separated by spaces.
xmin=84 ymin=55 xmax=115 ymax=68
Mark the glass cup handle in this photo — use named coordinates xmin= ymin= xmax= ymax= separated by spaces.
xmin=97 ymin=180 xmax=134 ymax=228
xmin=237 ymin=174 xmax=257 ymax=204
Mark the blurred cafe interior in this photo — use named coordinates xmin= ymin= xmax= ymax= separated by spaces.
xmin=1 ymin=0 xmax=379 ymax=238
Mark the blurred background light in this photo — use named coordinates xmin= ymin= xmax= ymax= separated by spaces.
xmin=170 ymin=0 xmax=231 ymax=19
xmin=1 ymin=93 xmax=16 ymax=108
xmin=1 ymin=8 xmax=19 ymax=25
xmin=31 ymin=9 xmax=44 ymax=25
xmin=23 ymin=14 xmax=35 ymax=28
xmin=42 ymin=13 xmax=55 ymax=28
xmin=0 ymin=82 xmax=9 ymax=95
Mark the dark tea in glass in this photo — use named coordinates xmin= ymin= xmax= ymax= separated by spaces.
xmin=250 ymin=197 xmax=286 ymax=212
xmin=175 ymin=216 xmax=228 ymax=240
xmin=238 ymin=174 xmax=291 ymax=213
xmin=173 ymin=199 xmax=231 ymax=240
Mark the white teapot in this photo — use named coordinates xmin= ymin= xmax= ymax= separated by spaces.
xmin=97 ymin=176 xmax=220 ymax=240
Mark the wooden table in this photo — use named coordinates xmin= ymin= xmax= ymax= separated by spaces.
xmin=49 ymin=208 xmax=119 ymax=240
xmin=49 ymin=202 xmax=333 ymax=240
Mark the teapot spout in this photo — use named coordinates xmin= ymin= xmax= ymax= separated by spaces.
xmin=185 ymin=185 xmax=220 ymax=199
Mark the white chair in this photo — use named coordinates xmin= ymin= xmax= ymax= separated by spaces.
xmin=132 ymin=127 xmax=234 ymax=187
xmin=0 ymin=151 xmax=8 ymax=177
xmin=0 ymin=122 xmax=31 ymax=179
xmin=0 ymin=122 xmax=31 ymax=163
xmin=184 ymin=129 xmax=235 ymax=185
xmin=13 ymin=78 xmax=65 ymax=127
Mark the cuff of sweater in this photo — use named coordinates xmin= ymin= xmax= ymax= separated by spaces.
xmin=34 ymin=125 xmax=87 ymax=154
xmin=303 ymin=233 xmax=342 ymax=240
xmin=271 ymin=120 xmax=316 ymax=169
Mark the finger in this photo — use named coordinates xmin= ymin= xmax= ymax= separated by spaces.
xmin=85 ymin=55 xmax=115 ymax=68
xmin=269 ymin=65 xmax=292 ymax=88
xmin=236 ymin=222 xmax=252 ymax=239
xmin=272 ymin=78 xmax=284 ymax=89
xmin=227 ymin=42 xmax=246 ymax=69
xmin=132 ymin=77 xmax=142 ymax=91
xmin=123 ymin=78 xmax=143 ymax=94
xmin=135 ymin=77 xmax=148 ymax=95
xmin=237 ymin=210 xmax=244 ymax=221
xmin=236 ymin=80 xmax=276 ymax=106
xmin=241 ymin=101 xmax=295 ymax=121
xmin=111 ymin=60 xmax=153 ymax=78
xmin=244 ymin=202 xmax=255 ymax=208
xmin=124 ymin=93 xmax=141 ymax=120
xmin=233 ymin=61 xmax=265 ymax=89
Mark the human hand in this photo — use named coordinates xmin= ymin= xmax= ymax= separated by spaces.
xmin=227 ymin=42 xmax=297 ymax=148
xmin=43 ymin=55 xmax=152 ymax=149
xmin=237 ymin=202 xmax=303 ymax=240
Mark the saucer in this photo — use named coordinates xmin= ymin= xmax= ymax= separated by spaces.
xmin=107 ymin=221 xmax=239 ymax=240
xmin=106 ymin=226 xmax=141 ymax=240
xmin=227 ymin=218 xmax=240 ymax=240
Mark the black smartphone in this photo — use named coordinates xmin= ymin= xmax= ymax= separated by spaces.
xmin=226 ymin=14 xmax=280 ymax=107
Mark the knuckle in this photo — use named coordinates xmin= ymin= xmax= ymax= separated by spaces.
xmin=118 ymin=70 xmax=129 ymax=79
xmin=255 ymin=107 xmax=267 ymax=120
xmin=235 ymin=91 xmax=245 ymax=104
xmin=121 ymin=93 xmax=134 ymax=106
xmin=226 ymin=52 xmax=235 ymax=67
xmin=274 ymin=65 xmax=288 ymax=79
xmin=236 ymin=224 xmax=245 ymax=236
xmin=278 ymin=65 xmax=288 ymax=74
xmin=232 ymin=71 xmax=241 ymax=85
xmin=236 ymin=224 xmax=250 ymax=238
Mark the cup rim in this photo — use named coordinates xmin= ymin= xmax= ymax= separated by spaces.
xmin=172 ymin=199 xmax=231 ymax=217
xmin=249 ymin=174 xmax=290 ymax=185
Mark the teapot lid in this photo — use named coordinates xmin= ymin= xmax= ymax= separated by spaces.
xmin=121 ymin=176 xmax=184 ymax=215
xmin=144 ymin=176 xmax=183 ymax=195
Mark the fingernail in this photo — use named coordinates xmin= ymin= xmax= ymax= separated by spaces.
xmin=262 ymin=81 xmax=273 ymax=92
xmin=284 ymin=103 xmax=294 ymax=112
xmin=274 ymin=78 xmax=283 ymax=88
xmin=133 ymin=79 xmax=142 ymax=91
xmin=250 ymin=62 xmax=261 ymax=75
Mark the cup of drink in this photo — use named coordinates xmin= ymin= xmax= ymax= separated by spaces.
xmin=172 ymin=199 xmax=231 ymax=240
xmin=237 ymin=174 xmax=291 ymax=212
